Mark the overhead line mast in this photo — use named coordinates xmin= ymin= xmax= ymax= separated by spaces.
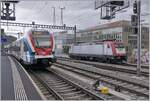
xmin=60 ymin=7 xmax=65 ymax=25
xmin=52 ymin=7 xmax=56 ymax=25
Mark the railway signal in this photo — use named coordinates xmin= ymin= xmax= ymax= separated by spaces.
xmin=1 ymin=1 xmax=19 ymax=21
xmin=131 ymin=15 xmax=138 ymax=34
xmin=133 ymin=1 xmax=137 ymax=14
xmin=131 ymin=0 xmax=141 ymax=77
xmin=131 ymin=1 xmax=138 ymax=34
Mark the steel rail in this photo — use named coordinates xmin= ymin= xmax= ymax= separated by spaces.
xmin=57 ymin=57 xmax=149 ymax=77
xmin=53 ymin=63 xmax=149 ymax=98
xmin=29 ymin=70 xmax=64 ymax=100
xmin=29 ymin=69 xmax=105 ymax=100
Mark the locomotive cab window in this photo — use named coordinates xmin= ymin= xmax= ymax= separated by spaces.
xmin=115 ymin=43 xmax=125 ymax=51
xmin=32 ymin=31 xmax=51 ymax=48
xmin=115 ymin=43 xmax=124 ymax=48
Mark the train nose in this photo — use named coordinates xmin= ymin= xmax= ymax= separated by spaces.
xmin=38 ymin=49 xmax=51 ymax=56
xmin=38 ymin=51 xmax=47 ymax=55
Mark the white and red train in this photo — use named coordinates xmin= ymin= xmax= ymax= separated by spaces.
xmin=69 ymin=41 xmax=127 ymax=63
xmin=6 ymin=29 xmax=56 ymax=67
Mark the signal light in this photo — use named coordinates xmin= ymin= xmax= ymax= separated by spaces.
xmin=131 ymin=15 xmax=138 ymax=26
xmin=132 ymin=27 xmax=138 ymax=34
xmin=133 ymin=1 xmax=137 ymax=14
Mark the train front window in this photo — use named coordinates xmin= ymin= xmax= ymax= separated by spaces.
xmin=115 ymin=43 xmax=125 ymax=50
xmin=32 ymin=31 xmax=51 ymax=48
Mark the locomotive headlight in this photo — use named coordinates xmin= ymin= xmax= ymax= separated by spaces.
xmin=33 ymin=52 xmax=38 ymax=55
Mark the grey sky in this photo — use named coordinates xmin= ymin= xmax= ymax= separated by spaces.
xmin=2 ymin=0 xmax=149 ymax=33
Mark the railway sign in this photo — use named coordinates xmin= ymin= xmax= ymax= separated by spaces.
xmin=1 ymin=37 xmax=7 ymax=43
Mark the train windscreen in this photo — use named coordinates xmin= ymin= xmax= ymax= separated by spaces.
xmin=115 ymin=43 xmax=124 ymax=48
xmin=32 ymin=31 xmax=51 ymax=48
xmin=115 ymin=43 xmax=125 ymax=51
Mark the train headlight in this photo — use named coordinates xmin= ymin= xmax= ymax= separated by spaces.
xmin=33 ymin=52 xmax=38 ymax=55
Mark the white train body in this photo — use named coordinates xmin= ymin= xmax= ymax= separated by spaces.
xmin=69 ymin=41 xmax=126 ymax=62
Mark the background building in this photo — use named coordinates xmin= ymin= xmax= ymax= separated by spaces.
xmin=54 ymin=31 xmax=74 ymax=54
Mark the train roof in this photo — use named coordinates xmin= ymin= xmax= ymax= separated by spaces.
xmin=75 ymin=41 xmax=124 ymax=46
xmin=6 ymin=29 xmax=52 ymax=46
xmin=24 ymin=29 xmax=52 ymax=36
xmin=29 ymin=29 xmax=49 ymax=32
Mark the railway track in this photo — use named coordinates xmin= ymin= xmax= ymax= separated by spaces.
xmin=28 ymin=69 xmax=106 ymax=100
xmin=53 ymin=61 xmax=149 ymax=100
xmin=57 ymin=57 xmax=149 ymax=69
xmin=57 ymin=57 xmax=149 ymax=77
xmin=29 ymin=72 xmax=56 ymax=100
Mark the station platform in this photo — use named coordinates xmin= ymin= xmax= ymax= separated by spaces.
xmin=1 ymin=55 xmax=45 ymax=100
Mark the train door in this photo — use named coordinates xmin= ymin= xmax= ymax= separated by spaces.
xmin=104 ymin=43 xmax=112 ymax=55
xmin=107 ymin=43 xmax=112 ymax=55
xmin=103 ymin=43 xmax=107 ymax=55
